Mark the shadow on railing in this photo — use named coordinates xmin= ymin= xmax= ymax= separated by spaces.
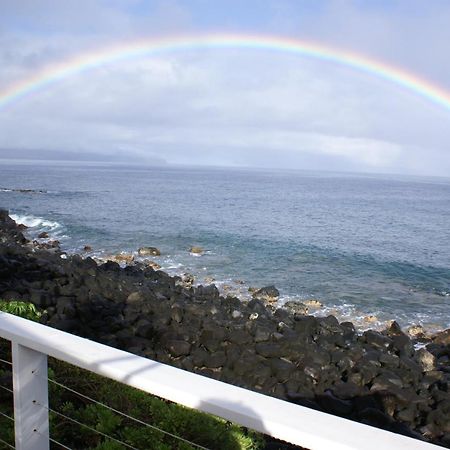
xmin=0 ymin=313 xmax=443 ymax=450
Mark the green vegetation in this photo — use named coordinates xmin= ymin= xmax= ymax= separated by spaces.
xmin=0 ymin=299 xmax=42 ymax=321
xmin=0 ymin=300 xmax=264 ymax=449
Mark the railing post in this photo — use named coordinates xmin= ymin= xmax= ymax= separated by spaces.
xmin=12 ymin=342 xmax=49 ymax=450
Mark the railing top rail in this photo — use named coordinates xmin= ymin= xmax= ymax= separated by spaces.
xmin=0 ymin=312 xmax=440 ymax=450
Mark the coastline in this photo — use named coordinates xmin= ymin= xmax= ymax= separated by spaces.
xmin=8 ymin=210 xmax=448 ymax=336
xmin=1 ymin=208 xmax=450 ymax=447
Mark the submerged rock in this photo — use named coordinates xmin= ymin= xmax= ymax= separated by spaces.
xmin=189 ymin=246 xmax=204 ymax=255
xmin=138 ymin=246 xmax=161 ymax=256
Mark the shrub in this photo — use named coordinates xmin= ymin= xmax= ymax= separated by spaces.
xmin=0 ymin=299 xmax=42 ymax=321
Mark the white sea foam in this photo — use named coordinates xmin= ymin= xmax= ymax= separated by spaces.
xmin=11 ymin=214 xmax=62 ymax=231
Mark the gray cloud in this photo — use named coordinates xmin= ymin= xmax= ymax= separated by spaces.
xmin=0 ymin=1 xmax=449 ymax=176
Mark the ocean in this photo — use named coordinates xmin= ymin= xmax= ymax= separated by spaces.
xmin=1 ymin=160 xmax=449 ymax=331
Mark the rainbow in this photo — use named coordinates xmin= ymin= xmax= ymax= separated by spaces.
xmin=1 ymin=33 xmax=450 ymax=112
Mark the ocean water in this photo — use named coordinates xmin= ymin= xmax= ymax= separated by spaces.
xmin=1 ymin=160 xmax=449 ymax=330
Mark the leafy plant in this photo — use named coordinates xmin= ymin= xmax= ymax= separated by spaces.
xmin=47 ymin=360 xmax=264 ymax=449
xmin=0 ymin=299 xmax=42 ymax=321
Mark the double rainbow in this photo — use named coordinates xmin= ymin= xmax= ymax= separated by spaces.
xmin=1 ymin=33 xmax=450 ymax=112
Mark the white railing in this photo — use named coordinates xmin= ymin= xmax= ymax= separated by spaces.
xmin=0 ymin=312 xmax=441 ymax=450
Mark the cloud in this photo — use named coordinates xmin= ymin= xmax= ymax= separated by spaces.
xmin=0 ymin=0 xmax=449 ymax=176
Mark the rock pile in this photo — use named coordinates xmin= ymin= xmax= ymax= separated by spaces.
xmin=0 ymin=209 xmax=449 ymax=447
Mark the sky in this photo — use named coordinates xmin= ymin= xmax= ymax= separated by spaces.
xmin=0 ymin=0 xmax=450 ymax=176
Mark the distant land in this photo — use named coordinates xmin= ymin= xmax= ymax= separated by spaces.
xmin=0 ymin=148 xmax=167 ymax=165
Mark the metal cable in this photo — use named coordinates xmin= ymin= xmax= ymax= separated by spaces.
xmin=35 ymin=400 xmax=139 ymax=450
xmin=0 ymin=437 xmax=14 ymax=449
xmin=0 ymin=411 xmax=14 ymax=422
xmin=47 ymin=377 xmax=210 ymax=450
xmin=0 ymin=385 xmax=12 ymax=394
xmin=48 ymin=436 xmax=73 ymax=450
xmin=0 ymin=359 xmax=12 ymax=366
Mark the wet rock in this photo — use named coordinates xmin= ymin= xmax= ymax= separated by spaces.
xmin=253 ymin=285 xmax=279 ymax=303
xmin=38 ymin=231 xmax=49 ymax=239
xmin=433 ymin=329 xmax=450 ymax=346
xmin=138 ymin=246 xmax=161 ymax=256
xmin=363 ymin=315 xmax=378 ymax=324
xmin=144 ymin=260 xmax=161 ymax=270
xmin=176 ymin=273 xmax=195 ymax=288
xmin=109 ymin=253 xmax=135 ymax=264
xmin=283 ymin=301 xmax=308 ymax=315
xmin=189 ymin=246 xmax=203 ymax=255
xmin=407 ymin=324 xmax=427 ymax=339
xmin=303 ymin=299 xmax=323 ymax=308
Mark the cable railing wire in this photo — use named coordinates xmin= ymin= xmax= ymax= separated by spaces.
xmin=47 ymin=435 xmax=73 ymax=450
xmin=35 ymin=400 xmax=140 ymax=450
xmin=2 ymin=370 xmax=210 ymax=449
xmin=0 ymin=380 xmax=14 ymax=449
xmin=0 ymin=358 xmax=11 ymax=366
xmin=0 ymin=385 xmax=13 ymax=394
xmin=0 ymin=411 xmax=13 ymax=422
xmin=0 ymin=436 xmax=14 ymax=449
xmin=46 ymin=376 xmax=211 ymax=450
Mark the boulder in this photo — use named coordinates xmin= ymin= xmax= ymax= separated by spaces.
xmin=253 ymin=285 xmax=280 ymax=303
xmin=415 ymin=348 xmax=436 ymax=372
xmin=144 ymin=260 xmax=161 ymax=270
xmin=38 ymin=231 xmax=49 ymax=239
xmin=283 ymin=301 xmax=308 ymax=315
xmin=176 ymin=273 xmax=195 ymax=288
xmin=189 ymin=246 xmax=203 ymax=255
xmin=303 ymin=299 xmax=323 ymax=308
xmin=407 ymin=324 xmax=426 ymax=339
xmin=433 ymin=329 xmax=450 ymax=346
xmin=138 ymin=246 xmax=161 ymax=256
xmin=109 ymin=253 xmax=134 ymax=264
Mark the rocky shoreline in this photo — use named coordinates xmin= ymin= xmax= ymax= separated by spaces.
xmin=1 ymin=209 xmax=449 ymax=447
